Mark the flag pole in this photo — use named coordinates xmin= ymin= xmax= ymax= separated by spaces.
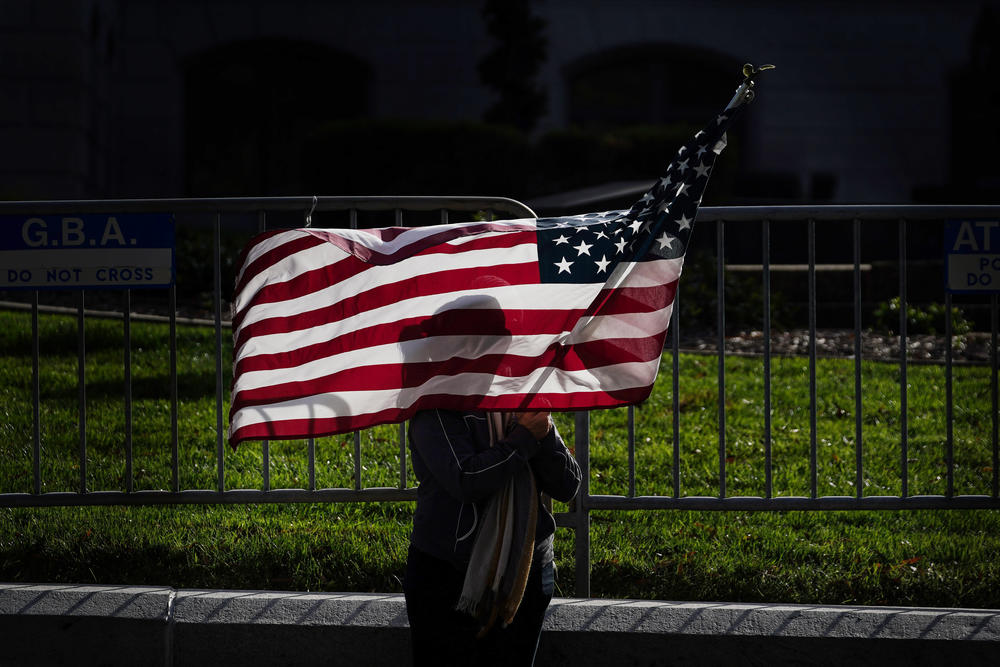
xmin=517 ymin=62 xmax=775 ymax=408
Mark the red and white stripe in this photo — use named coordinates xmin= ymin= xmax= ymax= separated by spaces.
xmin=229 ymin=219 xmax=682 ymax=445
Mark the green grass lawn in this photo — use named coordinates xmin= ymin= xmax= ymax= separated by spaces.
xmin=1 ymin=309 xmax=998 ymax=608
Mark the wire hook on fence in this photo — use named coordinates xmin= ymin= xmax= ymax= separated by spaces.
xmin=305 ymin=195 xmax=318 ymax=227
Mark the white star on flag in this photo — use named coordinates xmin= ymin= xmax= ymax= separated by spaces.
xmin=553 ymin=234 xmax=569 ymax=245
xmin=594 ymin=255 xmax=611 ymax=273
xmin=657 ymin=233 xmax=676 ymax=250
xmin=555 ymin=257 xmax=573 ymax=274
xmin=573 ymin=240 xmax=593 ymax=256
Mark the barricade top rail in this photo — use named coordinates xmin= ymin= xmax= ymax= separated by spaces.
xmin=0 ymin=196 xmax=537 ymax=218
xmin=697 ymin=204 xmax=1000 ymax=222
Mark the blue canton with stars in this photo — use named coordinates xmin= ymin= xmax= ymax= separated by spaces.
xmin=536 ymin=108 xmax=736 ymax=284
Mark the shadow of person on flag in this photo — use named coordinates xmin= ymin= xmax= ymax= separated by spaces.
xmin=398 ymin=274 xmax=521 ymax=415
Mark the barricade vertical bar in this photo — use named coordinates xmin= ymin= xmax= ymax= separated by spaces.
xmin=124 ymin=289 xmax=133 ymax=493
xmin=627 ymin=405 xmax=636 ymax=497
xmin=716 ymin=220 xmax=726 ymax=498
xmin=169 ymin=284 xmax=179 ymax=493
xmin=671 ymin=288 xmax=681 ymax=499
xmin=78 ymin=291 xmax=87 ymax=494
xmin=945 ymin=293 xmax=954 ymax=498
xmin=262 ymin=441 xmax=270 ymax=491
xmin=808 ymin=219 xmax=818 ymax=499
xmin=853 ymin=220 xmax=864 ymax=498
xmin=351 ymin=208 xmax=361 ymax=491
xmin=214 ymin=213 xmax=224 ymax=493
xmin=395 ymin=208 xmax=407 ymax=490
xmin=400 ymin=423 xmax=408 ymax=489
xmin=762 ymin=220 xmax=772 ymax=498
xmin=992 ymin=293 xmax=998 ymax=498
xmin=258 ymin=211 xmax=269 ymax=492
xmin=308 ymin=438 xmax=316 ymax=491
xmin=574 ymin=410 xmax=591 ymax=597
xmin=32 ymin=290 xmax=40 ymax=495
xmin=899 ymin=220 xmax=908 ymax=498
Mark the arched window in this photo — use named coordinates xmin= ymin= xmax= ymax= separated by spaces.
xmin=184 ymin=38 xmax=371 ymax=196
xmin=565 ymin=43 xmax=739 ymax=128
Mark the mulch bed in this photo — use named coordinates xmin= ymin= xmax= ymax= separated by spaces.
xmin=678 ymin=328 xmax=995 ymax=364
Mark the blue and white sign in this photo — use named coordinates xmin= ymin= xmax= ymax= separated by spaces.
xmin=0 ymin=214 xmax=174 ymax=289
xmin=945 ymin=219 xmax=1000 ymax=293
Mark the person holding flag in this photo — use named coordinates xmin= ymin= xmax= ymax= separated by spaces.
xmin=404 ymin=407 xmax=580 ymax=665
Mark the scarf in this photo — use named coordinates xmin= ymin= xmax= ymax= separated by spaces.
xmin=455 ymin=412 xmax=538 ymax=636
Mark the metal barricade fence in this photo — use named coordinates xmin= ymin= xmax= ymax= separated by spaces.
xmin=1 ymin=199 xmax=998 ymax=598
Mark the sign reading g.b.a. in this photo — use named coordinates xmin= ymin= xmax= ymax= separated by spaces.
xmin=0 ymin=214 xmax=174 ymax=289
xmin=945 ymin=219 xmax=1000 ymax=294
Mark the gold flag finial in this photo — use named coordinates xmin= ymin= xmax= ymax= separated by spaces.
xmin=727 ymin=63 xmax=776 ymax=110
xmin=742 ymin=63 xmax=776 ymax=80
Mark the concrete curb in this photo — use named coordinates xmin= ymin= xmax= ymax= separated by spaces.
xmin=2 ymin=583 xmax=998 ymax=666
xmin=545 ymin=597 xmax=1000 ymax=641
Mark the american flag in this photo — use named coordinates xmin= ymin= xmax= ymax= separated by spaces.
xmin=228 ymin=106 xmax=740 ymax=445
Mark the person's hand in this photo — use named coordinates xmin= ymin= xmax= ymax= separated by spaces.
xmin=517 ymin=411 xmax=552 ymax=440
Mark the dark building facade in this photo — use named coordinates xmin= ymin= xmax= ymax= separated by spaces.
xmin=1 ymin=0 xmax=996 ymax=204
